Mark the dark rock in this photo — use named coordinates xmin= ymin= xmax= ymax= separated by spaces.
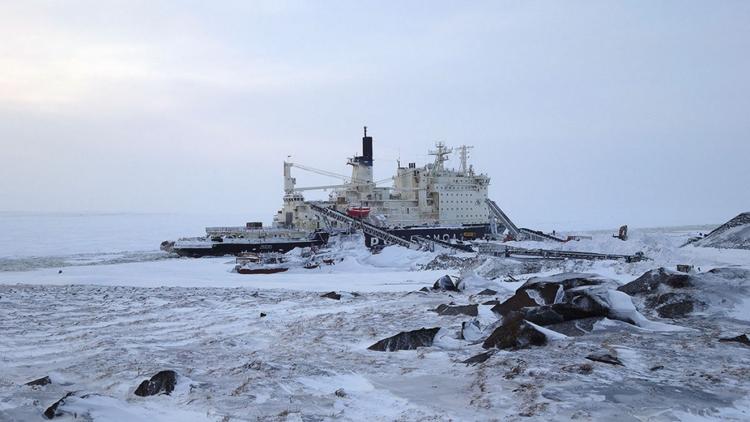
xmin=134 ymin=370 xmax=177 ymax=397
xmin=719 ymin=334 xmax=750 ymax=346
xmin=561 ymin=363 xmax=593 ymax=375
xmin=482 ymin=300 xmax=500 ymax=306
xmin=482 ymin=316 xmax=548 ymax=350
xmin=419 ymin=287 xmax=430 ymax=293
xmin=618 ymin=268 xmax=692 ymax=295
xmin=586 ymin=353 xmax=623 ymax=366
xmin=519 ymin=289 xmax=613 ymax=326
xmin=656 ymin=300 xmax=694 ymax=318
xmin=432 ymin=304 xmax=478 ymax=317
xmin=432 ymin=275 xmax=459 ymax=292
xmin=44 ymin=392 xmax=75 ymax=419
xmin=522 ymin=273 xmax=609 ymax=298
xmin=491 ymin=290 xmax=538 ymax=317
xmin=320 ymin=291 xmax=341 ymax=300
xmin=706 ymin=267 xmax=750 ymax=280
xmin=26 ymin=376 xmax=51 ymax=387
xmin=462 ymin=350 xmax=496 ymax=365
xmin=477 ymin=288 xmax=497 ymax=296
xmin=260 ymin=312 xmax=267 ymax=318
xmin=368 ymin=327 xmax=441 ymax=352
xmin=650 ymin=365 xmax=664 ymax=371
xmin=334 ymin=388 xmax=347 ymax=397
xmin=544 ymin=317 xmax=603 ymax=337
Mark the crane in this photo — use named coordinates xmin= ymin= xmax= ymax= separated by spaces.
xmin=284 ymin=161 xmax=373 ymax=193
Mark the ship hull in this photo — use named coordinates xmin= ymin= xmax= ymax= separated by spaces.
xmin=364 ymin=224 xmax=490 ymax=248
xmin=173 ymin=233 xmax=329 ymax=258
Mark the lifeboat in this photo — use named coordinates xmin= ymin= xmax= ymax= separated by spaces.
xmin=346 ymin=206 xmax=371 ymax=218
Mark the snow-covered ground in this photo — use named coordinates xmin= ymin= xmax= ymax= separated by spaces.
xmin=1 ymin=213 xmax=749 ymax=421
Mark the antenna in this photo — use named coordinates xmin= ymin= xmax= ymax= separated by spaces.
xmin=458 ymin=145 xmax=474 ymax=175
xmin=363 ymin=126 xmax=367 ymax=137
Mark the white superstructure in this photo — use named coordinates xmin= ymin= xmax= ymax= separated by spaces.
xmin=273 ymin=129 xmax=492 ymax=231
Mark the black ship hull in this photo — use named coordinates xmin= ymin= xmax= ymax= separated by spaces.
xmin=172 ymin=231 xmax=330 ymax=258
xmin=364 ymin=224 xmax=490 ymax=248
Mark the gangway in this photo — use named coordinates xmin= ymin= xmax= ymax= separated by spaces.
xmin=485 ymin=199 xmax=565 ymax=242
xmin=486 ymin=199 xmax=521 ymax=238
xmin=475 ymin=243 xmax=645 ymax=262
xmin=412 ymin=235 xmax=476 ymax=253
xmin=307 ymin=202 xmax=419 ymax=249
xmin=518 ymin=228 xmax=566 ymax=243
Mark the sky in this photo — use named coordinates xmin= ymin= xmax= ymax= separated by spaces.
xmin=0 ymin=1 xmax=748 ymax=230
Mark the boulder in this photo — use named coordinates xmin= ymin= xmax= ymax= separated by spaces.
xmin=320 ymin=291 xmax=341 ymax=300
xmin=521 ymin=273 xmax=612 ymax=301
xmin=656 ymin=300 xmax=695 ymax=318
xmin=432 ymin=304 xmax=478 ymax=317
xmin=719 ymin=334 xmax=750 ymax=347
xmin=707 ymin=267 xmax=750 ymax=280
xmin=493 ymin=273 xmax=615 ymax=318
xmin=544 ymin=317 xmax=603 ymax=337
xmin=462 ymin=350 xmax=496 ymax=365
xmin=491 ymin=290 xmax=538 ymax=317
xmin=134 ymin=370 xmax=177 ymax=397
xmin=44 ymin=392 xmax=75 ymax=419
xmin=586 ymin=352 xmax=624 ymax=366
xmin=482 ymin=316 xmax=548 ymax=350
xmin=477 ymin=288 xmax=497 ymax=296
xmin=618 ymin=268 xmax=692 ymax=295
xmin=432 ymin=275 xmax=459 ymax=292
xmin=26 ymin=376 xmax=51 ymax=387
xmin=368 ymin=327 xmax=441 ymax=352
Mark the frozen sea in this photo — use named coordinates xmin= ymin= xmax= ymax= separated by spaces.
xmin=1 ymin=212 xmax=750 ymax=421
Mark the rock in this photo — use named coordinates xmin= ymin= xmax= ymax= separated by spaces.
xmin=44 ymin=392 xmax=75 ymax=419
xmin=586 ymin=352 xmax=623 ymax=366
xmin=544 ymin=317 xmax=603 ymax=337
xmin=676 ymin=264 xmax=694 ymax=273
xmin=521 ymin=273 xmax=612 ymax=299
xmin=432 ymin=275 xmax=459 ymax=292
xmin=491 ymin=290 xmax=538 ymax=317
xmin=462 ymin=350 xmax=496 ymax=365
xmin=260 ymin=312 xmax=267 ymax=318
xmin=706 ymin=267 xmax=750 ymax=280
xmin=368 ymin=327 xmax=441 ymax=352
xmin=334 ymin=388 xmax=347 ymax=397
xmin=719 ymin=334 xmax=750 ymax=346
xmin=482 ymin=316 xmax=548 ymax=350
xmin=26 ymin=376 xmax=51 ymax=387
xmin=432 ymin=304 xmax=478 ymax=317
xmin=320 ymin=291 xmax=341 ymax=300
xmin=419 ymin=287 xmax=430 ymax=293
xmin=618 ymin=268 xmax=692 ymax=295
xmin=650 ymin=365 xmax=665 ymax=371
xmin=477 ymin=288 xmax=497 ymax=296
xmin=656 ymin=300 xmax=695 ymax=318
xmin=561 ymin=363 xmax=593 ymax=375
xmin=493 ymin=273 xmax=615 ymax=318
xmin=482 ymin=300 xmax=500 ymax=306
xmin=134 ymin=370 xmax=177 ymax=397
xmin=461 ymin=319 xmax=483 ymax=342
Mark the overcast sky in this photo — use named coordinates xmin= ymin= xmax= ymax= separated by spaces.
xmin=1 ymin=1 xmax=748 ymax=230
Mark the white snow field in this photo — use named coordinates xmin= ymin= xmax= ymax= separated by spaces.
xmin=1 ymin=213 xmax=750 ymax=421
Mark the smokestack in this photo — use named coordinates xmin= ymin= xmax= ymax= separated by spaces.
xmin=362 ymin=126 xmax=373 ymax=165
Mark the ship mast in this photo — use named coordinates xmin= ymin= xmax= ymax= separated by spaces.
xmin=428 ymin=142 xmax=452 ymax=174
xmin=458 ymin=145 xmax=474 ymax=175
